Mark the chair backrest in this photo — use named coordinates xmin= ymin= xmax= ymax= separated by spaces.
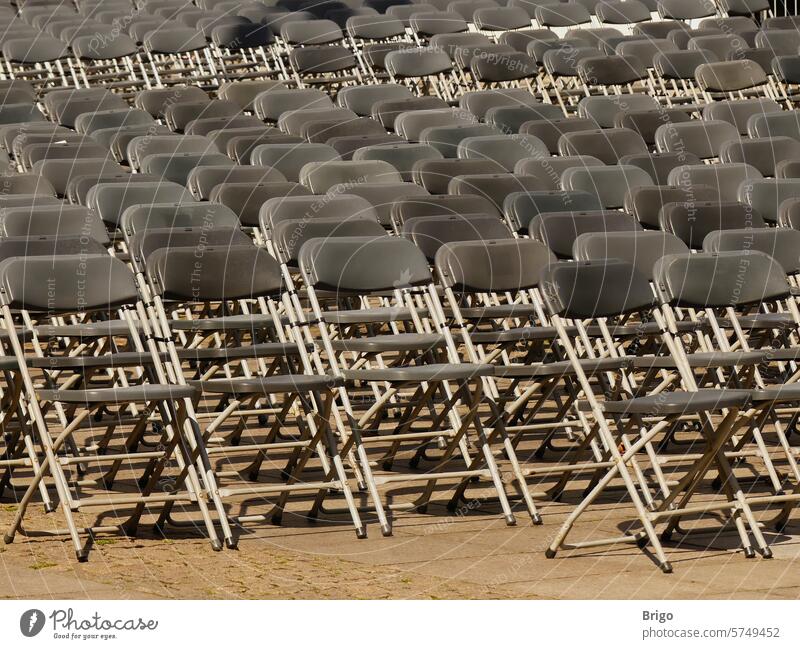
xmin=89 ymin=181 xmax=194 ymax=225
xmin=519 ymin=117 xmax=599 ymax=154
xmin=0 ymin=255 xmax=138 ymax=312
xmin=655 ymin=119 xmax=739 ymax=159
xmin=703 ymin=227 xmax=800 ymax=275
xmin=573 ymin=230 xmax=690 ymax=281
xmin=504 ymin=189 xmax=602 ymax=233
xmin=578 ymin=94 xmax=659 ymax=128
xmin=436 ymin=238 xmax=555 ymax=292
xmin=654 ymin=251 xmax=791 ymax=308
xmin=120 ymin=202 xmax=241 ymax=239
xmin=148 ymin=245 xmax=285 ymax=302
xmin=695 ymin=60 xmax=768 ymax=92
xmin=540 ymin=258 xmax=656 ymax=318
xmin=740 ymin=178 xmax=800 ymax=224
xmin=392 ymin=193 xmax=501 ymax=224
xmin=299 ymin=235 xmax=432 ymax=293
xmin=561 ymin=164 xmax=654 ymax=209
xmin=748 ymin=110 xmax=800 ymax=140
xmin=402 ymin=214 xmax=511 ymax=261
xmin=660 ymin=200 xmax=766 ymax=249
xmin=654 ymin=49 xmax=718 ymax=79
xmin=300 ymin=159 xmax=402 ymax=193
xmin=251 ymin=143 xmax=340 ymax=181
xmin=0 ymin=205 xmax=109 ymax=245
xmin=559 ymin=128 xmax=649 ymax=165
xmin=533 ymin=209 xmax=642 ymax=258
xmin=668 ymin=163 xmax=762 ymax=203
xmin=720 ymin=137 xmax=800 ymax=177
xmin=619 ymin=151 xmax=701 ymax=186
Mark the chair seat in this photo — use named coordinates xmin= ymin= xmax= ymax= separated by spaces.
xmin=177 ymin=342 xmax=309 ymax=361
xmin=169 ymin=314 xmax=279 ymax=332
xmin=586 ymin=389 xmax=752 ymax=415
xmin=326 ymin=307 xmax=428 ymax=324
xmin=720 ymin=313 xmax=797 ymax=330
xmin=751 ymin=384 xmax=800 ymax=403
xmin=39 ymin=385 xmax=197 ymax=404
xmin=632 ymin=351 xmax=768 ymax=369
xmin=343 ymin=363 xmax=493 ymax=383
xmin=190 ymin=375 xmax=343 ymax=396
xmin=466 ymin=326 xmax=558 ymax=344
xmin=493 ymin=357 xmax=631 ymax=378
xmin=330 ymin=333 xmax=446 ymax=353
xmin=28 ymin=351 xmax=162 ymax=369
xmin=34 ymin=320 xmax=140 ymax=339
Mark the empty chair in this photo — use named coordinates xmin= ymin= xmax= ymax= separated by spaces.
xmin=395 ymin=108 xmax=477 ymax=142
xmin=210 ymin=182 xmax=312 ymax=226
xmin=127 ymin=135 xmax=218 ymax=171
xmin=253 ymin=88 xmax=334 ymax=123
xmin=34 ymin=159 xmax=126 ymax=197
xmin=89 ymin=181 xmax=194 ymax=226
xmin=520 ymin=117 xmax=599 ymax=154
xmin=337 ymin=86 xmax=413 ymax=117
xmin=448 ymin=173 xmax=546 ymax=209
xmin=655 ymin=120 xmax=740 ymax=159
xmin=420 ymin=123 xmax=501 ymax=158
xmin=532 ymin=210 xmax=642 ymax=258
xmin=619 ymin=151 xmax=701 ymax=185
xmin=352 ymin=143 xmax=444 ymax=182
xmin=720 ymin=137 xmax=800 ymax=177
xmin=504 ymin=189 xmax=603 ymax=233
xmin=561 ymin=164 xmax=654 ymax=208
xmin=300 ymin=160 xmax=402 ymax=193
xmin=412 ymin=158 xmax=505 ymax=193
xmin=514 ymin=155 xmax=605 ymax=191
xmin=459 ymin=88 xmax=546 ymax=120
xmin=578 ymin=94 xmax=660 ymax=128
xmin=615 ymin=108 xmax=693 ymax=146
xmin=251 ymin=143 xmax=340 ymax=181
xmin=740 ymin=178 xmax=800 ymax=224
xmin=260 ymin=194 xmax=379 ymax=237
xmin=695 ymin=60 xmax=769 ymax=97
xmin=660 ymin=200 xmax=766 ymax=248
xmin=703 ymin=98 xmax=782 ymax=136
xmin=574 ymin=230 xmax=690 ymax=279
xmin=703 ymin=228 xmax=800 ymax=278
xmin=457 ymin=134 xmax=548 ymax=171
xmin=625 ymin=184 xmax=721 ymax=228
xmin=403 ymin=214 xmax=512 ymax=261
xmin=485 ymin=104 xmax=564 ymax=134
xmin=748 ymin=110 xmax=800 ymax=140
xmin=187 ymin=165 xmax=288 ymax=200
xmin=668 ymin=163 xmax=762 ymax=202
xmin=559 ymin=128 xmax=649 ymax=164
xmin=331 ymin=182 xmax=429 ymax=226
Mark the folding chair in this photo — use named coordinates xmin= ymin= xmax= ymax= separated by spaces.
xmin=210 ymin=181 xmax=311 ymax=226
xmin=385 ymin=46 xmax=459 ymax=100
xmin=720 ymin=137 xmax=800 ymax=177
xmin=448 ymin=172 xmax=546 ymax=209
xmin=0 ymin=253 xmax=226 ymax=560
xmin=619 ymin=151 xmax=700 ymax=186
xmin=739 ymin=178 xmax=800 ymax=224
xmin=561 ymin=164 xmax=654 ymax=209
xmin=695 ymin=60 xmax=773 ymax=103
xmin=210 ymin=23 xmax=282 ymax=82
xmin=503 ymin=189 xmax=601 ymax=234
xmin=352 ymin=143 xmax=443 ymax=182
xmin=653 ymin=49 xmax=717 ymax=105
xmin=702 ymin=98 xmax=782 ymax=136
xmin=250 ymin=142 xmax=340 ymax=181
xmin=514 ymin=154 xmax=605 ymax=191
xmin=70 ymin=34 xmax=149 ymax=95
xmin=655 ymin=119 xmax=740 ymax=161
xmin=1 ymin=34 xmax=75 ymax=90
xmin=748 ymin=109 xmax=800 ymax=140
xmin=558 ymin=127 xmax=649 ymax=165
xmin=660 ymin=199 xmax=767 ymax=249
xmin=143 ymin=27 xmax=218 ymax=88
xmin=296 ymin=235 xmax=523 ymax=532
xmin=411 ymin=157 xmax=504 ymax=194
xmin=345 ymin=14 xmax=407 ymax=81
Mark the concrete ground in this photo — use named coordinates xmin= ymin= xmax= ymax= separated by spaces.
xmin=2 ymin=493 xmax=799 ymax=599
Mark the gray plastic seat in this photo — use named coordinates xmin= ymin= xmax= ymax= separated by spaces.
xmin=420 ymin=123 xmax=502 ymax=158
xmin=253 ymin=88 xmax=334 ymax=123
xmin=260 ymin=194 xmax=379 ymax=237
xmin=688 ymin=34 xmax=747 ymax=62
xmin=578 ymin=94 xmax=660 ymax=129
xmin=385 ymin=45 xmax=454 ymax=78
xmin=0 ymin=204 xmax=109 ymax=246
xmin=559 ymin=128 xmax=648 ymax=165
xmin=740 ymin=178 xmax=800 ymax=224
xmin=535 ymin=3 xmax=591 ymax=27
xmin=120 ymin=202 xmax=241 ymax=238
xmin=352 ymin=143 xmax=443 ymax=182
xmin=135 ymin=86 xmax=210 ymax=118
xmin=654 ymin=49 xmax=718 ymax=79
xmin=403 ymin=214 xmax=511 ymax=261
xmin=278 ymin=107 xmax=357 ymax=137
xmin=504 ymin=189 xmax=603 ymax=233
xmin=695 ymin=60 xmax=768 ymax=92
xmin=448 ymin=173 xmax=547 ymax=209
xmin=34 ymin=159 xmax=125 ymax=197
xmin=484 ymin=104 xmax=564 ymax=134
xmin=337 ymin=86 xmax=413 ymax=117
xmin=533 ymin=210 xmax=642 ymax=258
xmin=703 ymin=227 xmax=800 ymax=276
xmin=300 ymin=159 xmax=402 ymax=193
xmin=327 ymin=182 xmax=429 ymax=226
xmin=89 ymin=181 xmax=194 ymax=226
xmin=514 ymin=155 xmax=605 ymax=191
xmin=395 ymin=108 xmax=477 ymax=142
xmin=618 ymin=152 xmax=700 ymax=186
xmin=210 ymin=182 xmax=312 ymax=226
xmin=519 ymin=117 xmax=598 ymax=154
xmin=658 ymin=0 xmax=715 ymax=19
xmin=596 ymin=0 xmax=650 ymax=24
xmin=624 ymin=184 xmax=721 ymax=228
xmin=459 ymin=88 xmax=546 ymax=121
xmin=720 ymin=137 xmax=800 ymax=177
xmin=655 ymin=120 xmax=740 ymax=160
xmin=250 ymin=143 xmax=340 ymax=181
xmin=702 ymin=98 xmax=782 ymax=136
xmin=457 ymin=135 xmax=548 ymax=172
xmin=755 ymin=29 xmax=800 ymax=56
xmin=187 ymin=165 xmax=288 ymax=200
xmin=372 ymin=96 xmax=449 ymax=130
xmin=574 ymin=230 xmax=689 ymax=280
xmin=561 ymin=164 xmax=654 ymax=209
xmin=127 ymin=135 xmax=218 ymax=171
xmin=391 ymin=193 xmax=502 ymax=225
xmin=615 ymin=109 xmax=693 ymax=149
xmin=668 ymin=163 xmax=762 ymax=203
xmin=164 ymin=99 xmax=242 ymax=132
xmin=409 ymin=12 xmax=468 ymax=37
xmin=660 ymin=200 xmax=766 ymax=249
xmin=140 ymin=152 xmax=234 ymax=186
xmin=412 ymin=158 xmax=506 ymax=194
xmin=748 ymin=110 xmax=800 ymax=140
